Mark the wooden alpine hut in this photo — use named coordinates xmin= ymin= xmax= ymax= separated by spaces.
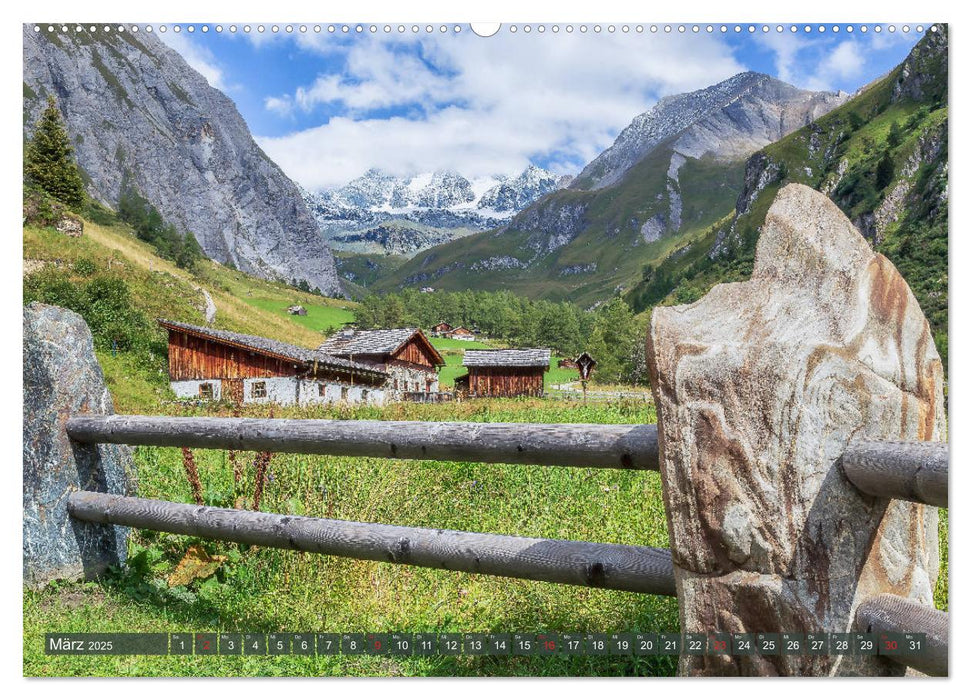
xmin=317 ymin=328 xmax=445 ymax=399
xmin=456 ymin=348 xmax=551 ymax=398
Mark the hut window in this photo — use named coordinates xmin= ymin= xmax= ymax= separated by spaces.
xmin=393 ymin=379 xmax=399 ymax=391
xmin=361 ymin=389 xmax=369 ymax=401
xmin=318 ymin=383 xmax=326 ymax=396
xmin=251 ymin=381 xmax=267 ymax=399
xmin=341 ymin=386 xmax=349 ymax=401
xmin=199 ymin=383 xmax=214 ymax=400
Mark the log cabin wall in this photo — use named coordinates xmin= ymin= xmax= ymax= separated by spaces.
xmin=167 ymin=330 xmax=302 ymax=381
xmin=468 ymin=366 xmax=545 ymax=397
xmin=392 ymin=337 xmax=439 ymax=369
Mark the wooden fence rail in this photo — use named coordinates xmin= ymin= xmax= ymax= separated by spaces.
xmin=67 ymin=416 xmax=947 ymax=507
xmin=67 ymin=491 xmax=677 ymax=596
xmin=842 ymin=440 xmax=949 ymax=508
xmin=855 ymin=594 xmax=948 ymax=677
xmin=65 ymin=415 xmax=660 ymax=471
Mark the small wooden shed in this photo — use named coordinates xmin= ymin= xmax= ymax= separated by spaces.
xmin=456 ymin=348 xmax=551 ymax=398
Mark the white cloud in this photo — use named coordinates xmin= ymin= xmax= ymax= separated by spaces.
xmin=263 ymin=95 xmax=295 ymax=118
xmin=756 ymin=32 xmax=810 ymax=85
xmin=758 ymin=33 xmax=866 ymax=91
xmin=820 ymin=41 xmax=865 ymax=80
xmin=157 ymin=31 xmax=227 ymax=90
xmin=256 ymin=31 xmax=747 ymax=190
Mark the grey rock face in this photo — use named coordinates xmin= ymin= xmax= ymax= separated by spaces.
xmin=23 ymin=303 xmax=134 ymax=590
xmin=469 ymin=255 xmax=528 ymax=272
xmin=516 ymin=200 xmax=589 ymax=254
xmin=892 ymin=25 xmax=947 ymax=103
xmin=23 ymin=27 xmax=341 ymax=295
xmin=575 ymin=72 xmax=848 ymax=191
xmin=648 ymin=185 xmax=943 ymax=676
xmin=332 ymin=222 xmax=462 ymax=257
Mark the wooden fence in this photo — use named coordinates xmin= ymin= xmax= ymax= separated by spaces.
xmin=25 ymin=184 xmax=950 ymax=676
xmin=54 ymin=414 xmax=947 ymax=676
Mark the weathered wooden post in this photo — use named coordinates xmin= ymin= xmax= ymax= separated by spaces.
xmin=23 ymin=303 xmax=134 ymax=589
xmin=646 ymin=184 xmax=944 ymax=676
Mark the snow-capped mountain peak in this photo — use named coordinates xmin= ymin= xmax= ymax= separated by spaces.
xmin=303 ymin=165 xmax=570 ymax=257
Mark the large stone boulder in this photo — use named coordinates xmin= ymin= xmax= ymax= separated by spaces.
xmin=647 ymin=184 xmax=943 ymax=676
xmin=23 ymin=302 xmax=134 ymax=589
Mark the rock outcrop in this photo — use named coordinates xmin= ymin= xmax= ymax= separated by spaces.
xmin=647 ymin=184 xmax=943 ymax=676
xmin=23 ymin=26 xmax=341 ymax=295
xmin=23 ymin=303 xmax=134 ymax=589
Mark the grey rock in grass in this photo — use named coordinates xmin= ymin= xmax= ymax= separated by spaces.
xmin=647 ymin=184 xmax=944 ymax=676
xmin=23 ymin=303 xmax=134 ymax=590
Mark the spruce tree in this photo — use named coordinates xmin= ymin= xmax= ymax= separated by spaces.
xmin=24 ymin=96 xmax=85 ymax=209
xmin=875 ymin=151 xmax=896 ymax=190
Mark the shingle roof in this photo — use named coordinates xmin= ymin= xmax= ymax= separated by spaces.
xmin=317 ymin=328 xmax=418 ymax=355
xmin=158 ymin=320 xmax=387 ymax=377
xmin=318 ymin=328 xmax=443 ymax=367
xmin=462 ymin=348 xmax=551 ymax=368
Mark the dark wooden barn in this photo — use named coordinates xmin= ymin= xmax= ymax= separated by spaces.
xmin=456 ymin=348 xmax=551 ymax=398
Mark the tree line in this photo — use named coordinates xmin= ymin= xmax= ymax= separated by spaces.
xmin=354 ymin=289 xmax=650 ymax=385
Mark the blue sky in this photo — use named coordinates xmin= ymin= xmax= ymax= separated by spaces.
xmin=160 ymin=24 xmax=925 ymax=190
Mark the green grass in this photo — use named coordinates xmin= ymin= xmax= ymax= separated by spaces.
xmin=244 ymin=297 xmax=356 ymax=335
xmin=546 ymin=362 xmax=580 ymax=387
xmin=24 ymin=399 xmax=680 ymax=677
xmin=430 ymin=337 xmax=492 ymax=351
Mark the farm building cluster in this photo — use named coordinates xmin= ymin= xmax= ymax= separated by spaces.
xmin=430 ymin=322 xmax=476 ymax=341
xmin=161 ymin=319 xmax=559 ymax=405
xmin=160 ymin=320 xmax=443 ymax=406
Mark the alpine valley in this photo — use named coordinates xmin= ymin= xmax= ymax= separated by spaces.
xmin=23 ymin=24 xmax=948 ymax=363
xmin=375 ymin=70 xmax=852 ymax=302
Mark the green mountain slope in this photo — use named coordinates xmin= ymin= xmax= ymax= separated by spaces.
xmin=376 ymin=144 xmax=744 ymax=306
xmin=23 ymin=215 xmax=357 ymax=412
xmin=627 ymin=25 xmax=948 ymax=365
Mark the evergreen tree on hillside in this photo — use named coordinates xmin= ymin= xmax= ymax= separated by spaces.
xmin=875 ymin=151 xmax=896 ymax=190
xmin=24 ymin=96 xmax=85 ymax=209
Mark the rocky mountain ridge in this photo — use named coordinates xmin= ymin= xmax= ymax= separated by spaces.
xmin=625 ymin=26 xmax=947 ymax=365
xmin=573 ymin=71 xmax=850 ymax=190
xmin=23 ymin=26 xmax=342 ymax=295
